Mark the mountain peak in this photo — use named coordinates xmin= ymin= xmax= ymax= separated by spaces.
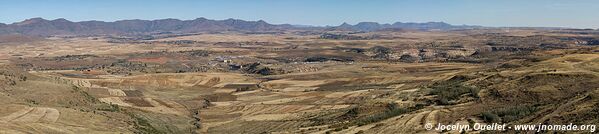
xmin=15 ymin=17 xmax=49 ymax=25
xmin=51 ymin=18 xmax=72 ymax=23
xmin=27 ymin=17 xmax=47 ymax=21
xmin=356 ymin=22 xmax=380 ymax=25
xmin=339 ymin=22 xmax=352 ymax=27
xmin=352 ymin=22 xmax=384 ymax=31
xmin=194 ymin=17 xmax=208 ymax=21
xmin=155 ymin=18 xmax=181 ymax=22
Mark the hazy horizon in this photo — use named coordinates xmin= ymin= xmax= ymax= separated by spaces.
xmin=2 ymin=0 xmax=599 ymax=28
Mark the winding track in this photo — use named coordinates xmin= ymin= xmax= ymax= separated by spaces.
xmin=0 ymin=107 xmax=59 ymax=123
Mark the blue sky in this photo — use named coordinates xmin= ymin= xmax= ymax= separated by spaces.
xmin=1 ymin=0 xmax=599 ymax=28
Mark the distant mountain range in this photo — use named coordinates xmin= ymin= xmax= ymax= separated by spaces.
xmin=0 ymin=18 xmax=478 ymax=36
xmin=0 ymin=18 xmax=296 ymax=36
xmin=331 ymin=22 xmax=479 ymax=31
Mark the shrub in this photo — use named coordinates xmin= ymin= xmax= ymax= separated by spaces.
xmin=481 ymin=112 xmax=500 ymax=123
xmin=493 ymin=105 xmax=537 ymax=123
xmin=98 ymin=103 xmax=120 ymax=112
xmin=481 ymin=105 xmax=538 ymax=123
xmin=469 ymin=88 xmax=480 ymax=98
xmin=130 ymin=114 xmax=165 ymax=134
xmin=429 ymin=78 xmax=478 ymax=105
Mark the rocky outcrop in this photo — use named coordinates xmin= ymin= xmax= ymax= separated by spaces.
xmin=575 ymin=39 xmax=599 ymax=46
xmin=229 ymin=62 xmax=282 ymax=75
xmin=366 ymin=46 xmax=392 ymax=59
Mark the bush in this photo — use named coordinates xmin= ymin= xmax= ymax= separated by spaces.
xmin=98 ymin=103 xmax=120 ymax=112
xmin=481 ymin=105 xmax=538 ymax=123
xmin=469 ymin=88 xmax=480 ymax=98
xmin=429 ymin=78 xmax=478 ymax=105
xmin=493 ymin=105 xmax=537 ymax=123
xmin=130 ymin=114 xmax=165 ymax=134
xmin=481 ymin=112 xmax=501 ymax=123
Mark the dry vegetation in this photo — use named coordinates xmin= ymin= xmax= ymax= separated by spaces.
xmin=0 ymin=29 xmax=598 ymax=133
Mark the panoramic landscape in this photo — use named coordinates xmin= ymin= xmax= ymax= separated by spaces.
xmin=1 ymin=1 xmax=599 ymax=134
